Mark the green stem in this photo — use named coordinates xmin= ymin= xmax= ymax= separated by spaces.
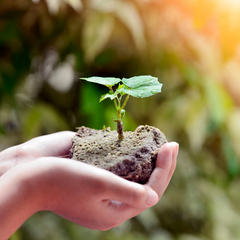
xmin=116 ymin=97 xmax=121 ymax=108
xmin=121 ymin=94 xmax=130 ymax=110
xmin=117 ymin=108 xmax=121 ymax=120
xmin=113 ymin=93 xmax=126 ymax=142
xmin=114 ymin=98 xmax=118 ymax=110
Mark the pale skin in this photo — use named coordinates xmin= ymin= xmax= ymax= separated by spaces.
xmin=0 ymin=131 xmax=179 ymax=240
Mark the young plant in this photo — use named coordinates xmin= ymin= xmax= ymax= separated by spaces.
xmin=80 ymin=75 xmax=162 ymax=141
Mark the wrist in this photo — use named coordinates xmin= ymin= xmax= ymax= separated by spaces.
xmin=0 ymin=163 xmax=42 ymax=239
xmin=15 ymin=159 xmax=59 ymax=212
xmin=13 ymin=161 xmax=50 ymax=212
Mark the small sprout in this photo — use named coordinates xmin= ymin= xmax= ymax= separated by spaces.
xmin=103 ymin=125 xmax=111 ymax=132
xmin=121 ymin=109 xmax=125 ymax=120
xmin=80 ymin=75 xmax=162 ymax=141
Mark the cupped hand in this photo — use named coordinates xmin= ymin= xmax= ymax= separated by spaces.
xmin=0 ymin=129 xmax=178 ymax=239
xmin=23 ymin=141 xmax=178 ymax=230
xmin=0 ymin=140 xmax=178 ymax=239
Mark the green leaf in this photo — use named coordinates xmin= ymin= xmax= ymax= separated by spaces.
xmin=117 ymin=84 xmax=126 ymax=96
xmin=81 ymin=77 xmax=121 ymax=88
xmin=122 ymin=75 xmax=160 ymax=88
xmin=116 ymin=85 xmax=161 ymax=98
xmin=99 ymin=92 xmax=118 ymax=102
xmin=118 ymin=75 xmax=162 ymax=98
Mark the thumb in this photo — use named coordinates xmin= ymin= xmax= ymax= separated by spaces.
xmin=103 ymin=173 xmax=158 ymax=208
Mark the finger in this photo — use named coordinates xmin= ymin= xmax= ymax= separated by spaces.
xmin=99 ymin=198 xmax=145 ymax=229
xmin=145 ymin=142 xmax=176 ymax=199
xmin=101 ymin=171 xmax=159 ymax=209
xmin=100 ymin=184 xmax=159 ymax=228
xmin=99 ymin=187 xmax=157 ymax=229
xmin=24 ymin=131 xmax=75 ymax=157
xmin=166 ymin=142 xmax=178 ymax=185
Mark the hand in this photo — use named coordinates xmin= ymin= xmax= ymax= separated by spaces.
xmin=0 ymin=131 xmax=75 ymax=176
xmin=0 ymin=141 xmax=178 ymax=239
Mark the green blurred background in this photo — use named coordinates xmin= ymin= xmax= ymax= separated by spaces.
xmin=1 ymin=0 xmax=240 ymax=239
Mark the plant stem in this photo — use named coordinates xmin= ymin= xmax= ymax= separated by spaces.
xmin=114 ymin=95 xmax=128 ymax=142
xmin=121 ymin=94 xmax=130 ymax=110
xmin=116 ymin=107 xmax=123 ymax=141
xmin=114 ymin=98 xmax=118 ymax=110
xmin=116 ymin=97 xmax=121 ymax=108
xmin=117 ymin=120 xmax=124 ymax=141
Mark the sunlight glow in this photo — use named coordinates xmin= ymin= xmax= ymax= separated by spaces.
xmin=228 ymin=0 xmax=240 ymax=5
xmin=216 ymin=0 xmax=240 ymax=8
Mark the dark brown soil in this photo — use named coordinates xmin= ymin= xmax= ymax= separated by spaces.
xmin=69 ymin=125 xmax=167 ymax=184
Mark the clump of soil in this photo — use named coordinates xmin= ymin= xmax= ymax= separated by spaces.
xmin=69 ymin=125 xmax=167 ymax=184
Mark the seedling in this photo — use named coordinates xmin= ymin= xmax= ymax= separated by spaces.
xmin=80 ymin=75 xmax=162 ymax=141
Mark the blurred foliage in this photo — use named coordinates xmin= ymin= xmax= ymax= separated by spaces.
xmin=1 ymin=0 xmax=240 ymax=239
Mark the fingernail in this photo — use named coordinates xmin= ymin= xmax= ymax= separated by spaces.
xmin=147 ymin=190 xmax=158 ymax=206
